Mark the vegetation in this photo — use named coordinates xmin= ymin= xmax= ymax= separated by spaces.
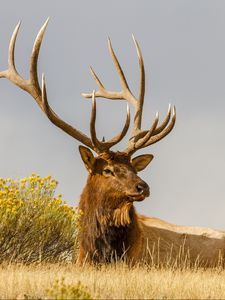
xmin=0 ymin=263 xmax=224 ymax=299
xmin=46 ymin=277 xmax=93 ymax=300
xmin=0 ymin=174 xmax=81 ymax=263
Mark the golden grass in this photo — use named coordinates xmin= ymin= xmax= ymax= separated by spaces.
xmin=0 ymin=263 xmax=225 ymax=299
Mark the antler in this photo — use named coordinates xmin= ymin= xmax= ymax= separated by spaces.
xmin=0 ymin=19 xmax=130 ymax=154
xmin=82 ymin=35 xmax=176 ymax=155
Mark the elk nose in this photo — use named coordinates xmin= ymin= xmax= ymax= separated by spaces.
xmin=136 ymin=181 xmax=149 ymax=196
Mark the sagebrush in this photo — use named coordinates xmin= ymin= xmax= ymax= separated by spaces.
xmin=0 ymin=174 xmax=81 ymax=263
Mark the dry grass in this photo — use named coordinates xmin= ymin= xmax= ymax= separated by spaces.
xmin=0 ymin=263 xmax=225 ymax=299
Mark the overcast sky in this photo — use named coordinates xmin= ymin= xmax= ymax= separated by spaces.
xmin=0 ymin=0 xmax=225 ymax=229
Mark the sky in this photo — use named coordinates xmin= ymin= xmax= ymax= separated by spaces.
xmin=0 ymin=0 xmax=225 ymax=229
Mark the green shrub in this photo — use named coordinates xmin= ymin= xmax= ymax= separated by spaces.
xmin=0 ymin=174 xmax=81 ymax=263
xmin=46 ymin=278 xmax=93 ymax=300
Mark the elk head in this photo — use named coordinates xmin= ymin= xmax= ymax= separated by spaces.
xmin=0 ymin=18 xmax=176 ymax=214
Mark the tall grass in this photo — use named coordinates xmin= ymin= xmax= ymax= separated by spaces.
xmin=0 ymin=263 xmax=225 ymax=299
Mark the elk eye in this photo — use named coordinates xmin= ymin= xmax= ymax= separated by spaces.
xmin=103 ymin=168 xmax=114 ymax=176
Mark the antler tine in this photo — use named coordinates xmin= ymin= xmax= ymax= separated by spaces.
xmin=0 ymin=19 xmax=44 ymax=96
xmin=132 ymin=34 xmax=145 ymax=103
xmin=8 ymin=21 xmax=21 ymax=73
xmin=90 ymin=90 xmax=102 ymax=152
xmin=0 ymin=21 xmax=26 ymax=89
xmin=135 ymin=112 xmax=159 ymax=148
xmin=152 ymin=103 xmax=172 ymax=136
xmin=144 ymin=106 xmax=176 ymax=147
xmin=30 ymin=18 xmax=49 ymax=95
xmin=107 ymin=38 xmax=131 ymax=97
xmin=132 ymin=34 xmax=145 ymax=132
xmin=125 ymin=112 xmax=159 ymax=155
xmin=89 ymin=66 xmax=105 ymax=89
xmin=130 ymin=104 xmax=172 ymax=141
xmin=82 ymin=66 xmax=124 ymax=100
xmin=126 ymin=106 xmax=176 ymax=153
xmin=90 ymin=90 xmax=131 ymax=153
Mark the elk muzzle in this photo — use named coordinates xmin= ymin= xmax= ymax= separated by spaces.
xmin=127 ymin=180 xmax=150 ymax=202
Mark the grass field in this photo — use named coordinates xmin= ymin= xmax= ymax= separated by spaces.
xmin=0 ymin=263 xmax=225 ymax=299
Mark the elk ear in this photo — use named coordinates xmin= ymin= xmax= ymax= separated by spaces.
xmin=79 ymin=146 xmax=95 ymax=173
xmin=131 ymin=154 xmax=154 ymax=172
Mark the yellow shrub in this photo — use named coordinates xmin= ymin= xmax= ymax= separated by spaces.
xmin=46 ymin=278 xmax=93 ymax=300
xmin=0 ymin=174 xmax=81 ymax=263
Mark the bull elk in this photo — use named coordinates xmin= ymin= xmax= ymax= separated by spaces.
xmin=1 ymin=19 xmax=225 ymax=267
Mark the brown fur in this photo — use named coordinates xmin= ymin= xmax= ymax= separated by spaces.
xmin=78 ymin=176 xmax=143 ymax=264
xmin=77 ymin=149 xmax=225 ymax=267
xmin=77 ymin=150 xmax=147 ymax=264
xmin=138 ymin=215 xmax=225 ymax=267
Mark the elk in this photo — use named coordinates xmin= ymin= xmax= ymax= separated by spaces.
xmin=1 ymin=19 xmax=225 ymax=267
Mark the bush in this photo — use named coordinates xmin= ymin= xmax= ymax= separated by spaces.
xmin=0 ymin=174 xmax=81 ymax=263
xmin=46 ymin=278 xmax=93 ymax=300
